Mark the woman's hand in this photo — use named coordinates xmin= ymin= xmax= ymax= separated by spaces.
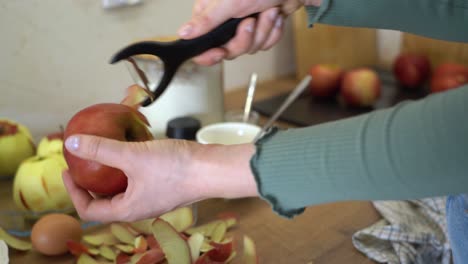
xmin=178 ymin=0 xmax=312 ymax=66
xmin=62 ymin=135 xmax=257 ymax=223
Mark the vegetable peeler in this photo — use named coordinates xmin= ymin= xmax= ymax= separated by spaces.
xmin=110 ymin=13 xmax=259 ymax=107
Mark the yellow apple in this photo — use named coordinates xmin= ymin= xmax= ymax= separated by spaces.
xmin=0 ymin=119 xmax=36 ymax=177
xmin=13 ymin=154 xmax=73 ymax=212
xmin=37 ymin=132 xmax=64 ymax=157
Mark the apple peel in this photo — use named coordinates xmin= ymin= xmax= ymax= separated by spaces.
xmin=152 ymin=219 xmax=191 ymax=264
xmin=210 ymin=222 xmax=227 ymax=243
xmin=133 ymin=235 xmax=148 ymax=253
xmin=188 ymin=232 xmax=204 ymax=262
xmin=114 ymin=244 xmax=135 ymax=254
xmin=242 ymin=235 xmax=258 ymax=264
xmin=99 ymin=245 xmax=117 ymax=261
xmin=130 ymin=248 xmax=165 ymax=264
xmin=0 ymin=227 xmax=32 ymax=251
xmin=185 ymin=216 xmax=236 ymax=238
xmin=77 ymin=254 xmax=99 ymax=264
xmin=67 ymin=240 xmax=99 ymax=256
xmin=116 ymin=252 xmax=131 ymax=264
xmin=83 ymin=231 xmax=119 ymax=246
xmin=129 ymin=218 xmax=154 ymax=235
xmin=121 ymin=84 xmax=153 ymax=109
xmin=160 ymin=206 xmax=194 ymax=232
xmin=206 ymin=240 xmax=234 ymax=262
xmin=111 ymin=223 xmax=137 ymax=245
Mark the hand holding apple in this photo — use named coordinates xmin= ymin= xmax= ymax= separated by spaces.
xmin=62 ymin=134 xmax=257 ymax=223
xmin=63 ymin=103 xmax=153 ymax=195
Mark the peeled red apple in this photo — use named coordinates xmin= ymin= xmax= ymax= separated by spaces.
xmin=63 ymin=103 xmax=153 ymax=195
xmin=0 ymin=119 xmax=36 ymax=177
xmin=393 ymin=53 xmax=431 ymax=89
xmin=340 ymin=68 xmax=381 ymax=108
xmin=308 ymin=64 xmax=344 ymax=98
xmin=13 ymin=154 xmax=72 ymax=212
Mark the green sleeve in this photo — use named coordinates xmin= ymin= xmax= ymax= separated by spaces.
xmin=251 ymin=85 xmax=468 ymax=218
xmin=305 ymin=0 xmax=468 ymax=43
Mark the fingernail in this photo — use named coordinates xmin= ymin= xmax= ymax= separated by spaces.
xmin=178 ymin=24 xmax=193 ymax=37
xmin=245 ymin=22 xmax=254 ymax=33
xmin=269 ymin=9 xmax=279 ymax=21
xmin=65 ymin=136 xmax=80 ymax=151
xmin=275 ymin=16 xmax=283 ymax=28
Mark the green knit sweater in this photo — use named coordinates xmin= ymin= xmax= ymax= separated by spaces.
xmin=251 ymin=0 xmax=468 ymax=218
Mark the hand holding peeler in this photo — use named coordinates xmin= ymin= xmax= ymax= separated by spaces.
xmin=110 ymin=13 xmax=259 ymax=107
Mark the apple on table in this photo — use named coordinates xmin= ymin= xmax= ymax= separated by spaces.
xmin=0 ymin=119 xmax=36 ymax=177
xmin=393 ymin=53 xmax=431 ymax=89
xmin=430 ymin=63 xmax=468 ymax=93
xmin=308 ymin=64 xmax=344 ymax=99
xmin=13 ymin=154 xmax=72 ymax=212
xmin=37 ymin=131 xmax=65 ymax=157
xmin=340 ymin=67 xmax=381 ymax=108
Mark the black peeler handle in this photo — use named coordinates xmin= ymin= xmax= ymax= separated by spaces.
xmin=169 ymin=13 xmax=260 ymax=61
xmin=110 ymin=13 xmax=260 ymax=106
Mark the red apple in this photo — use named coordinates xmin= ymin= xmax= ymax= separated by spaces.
xmin=63 ymin=103 xmax=153 ymax=195
xmin=430 ymin=74 xmax=468 ymax=93
xmin=340 ymin=68 xmax=381 ymax=108
xmin=393 ymin=53 xmax=431 ymax=89
xmin=309 ymin=64 xmax=344 ymax=98
xmin=434 ymin=63 xmax=468 ymax=78
xmin=430 ymin=63 xmax=468 ymax=93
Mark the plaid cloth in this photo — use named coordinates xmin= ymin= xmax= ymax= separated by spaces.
xmin=352 ymin=197 xmax=452 ymax=264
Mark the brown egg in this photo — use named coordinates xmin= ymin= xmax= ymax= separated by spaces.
xmin=31 ymin=213 xmax=82 ymax=256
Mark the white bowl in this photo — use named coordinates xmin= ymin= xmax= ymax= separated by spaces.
xmin=196 ymin=122 xmax=261 ymax=145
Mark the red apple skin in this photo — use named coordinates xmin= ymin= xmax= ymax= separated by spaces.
xmin=393 ymin=53 xmax=431 ymax=89
xmin=340 ymin=68 xmax=381 ymax=108
xmin=63 ymin=103 xmax=153 ymax=195
xmin=434 ymin=63 xmax=468 ymax=78
xmin=0 ymin=122 xmax=19 ymax=136
xmin=430 ymin=74 xmax=468 ymax=93
xmin=309 ymin=64 xmax=344 ymax=98
xmin=46 ymin=132 xmax=64 ymax=140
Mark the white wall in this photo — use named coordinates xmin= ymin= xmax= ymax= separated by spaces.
xmin=0 ymin=0 xmax=296 ymax=141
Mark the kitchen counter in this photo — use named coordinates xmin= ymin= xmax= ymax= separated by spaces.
xmin=7 ymin=76 xmax=381 ymax=264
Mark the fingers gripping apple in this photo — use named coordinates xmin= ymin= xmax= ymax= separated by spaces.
xmin=63 ymin=103 xmax=153 ymax=195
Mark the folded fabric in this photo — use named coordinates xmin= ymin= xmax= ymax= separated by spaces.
xmin=352 ymin=197 xmax=451 ymax=264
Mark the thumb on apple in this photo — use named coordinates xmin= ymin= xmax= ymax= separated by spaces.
xmin=65 ymin=135 xmax=129 ymax=170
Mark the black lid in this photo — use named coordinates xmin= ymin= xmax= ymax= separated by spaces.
xmin=166 ymin=117 xmax=201 ymax=140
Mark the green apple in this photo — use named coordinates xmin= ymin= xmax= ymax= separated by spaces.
xmin=0 ymin=119 xmax=36 ymax=177
xmin=37 ymin=132 xmax=64 ymax=157
xmin=13 ymin=154 xmax=72 ymax=212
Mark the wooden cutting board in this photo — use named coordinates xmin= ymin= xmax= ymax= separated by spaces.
xmin=401 ymin=33 xmax=468 ymax=66
xmin=292 ymin=8 xmax=378 ymax=80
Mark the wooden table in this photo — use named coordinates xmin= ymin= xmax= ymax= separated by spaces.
xmin=7 ymin=77 xmax=381 ymax=264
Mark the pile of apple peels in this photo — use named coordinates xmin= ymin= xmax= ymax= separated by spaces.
xmin=66 ymin=206 xmax=258 ymax=264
